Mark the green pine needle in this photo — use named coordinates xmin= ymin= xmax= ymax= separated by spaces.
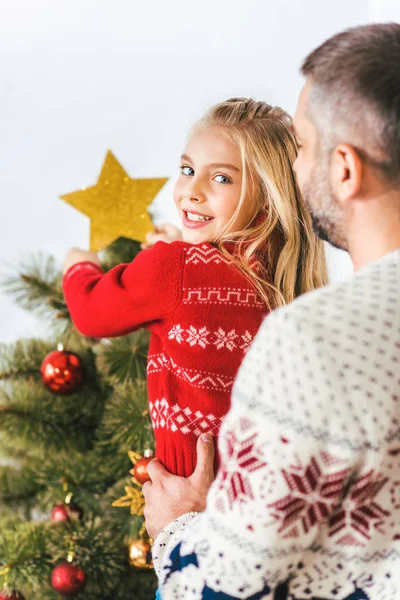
xmin=95 ymin=331 xmax=149 ymax=386
xmin=97 ymin=380 xmax=154 ymax=456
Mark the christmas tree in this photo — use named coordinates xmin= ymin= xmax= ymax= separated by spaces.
xmin=0 ymin=237 xmax=158 ymax=599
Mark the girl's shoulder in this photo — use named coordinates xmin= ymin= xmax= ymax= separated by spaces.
xmin=141 ymin=240 xmax=189 ymax=259
xmin=147 ymin=240 xmax=205 ymax=254
xmin=147 ymin=241 xmax=227 ymax=265
xmin=146 ymin=242 xmax=251 ymax=279
xmin=181 ymin=242 xmax=233 ymax=267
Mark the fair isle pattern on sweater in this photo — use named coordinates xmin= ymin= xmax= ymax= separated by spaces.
xmin=168 ymin=324 xmax=254 ymax=352
xmin=62 ymin=241 xmax=268 ymax=477
xmin=185 ymin=244 xmax=232 ymax=265
xmin=146 ymin=352 xmax=236 ymax=391
xmin=153 ymin=249 xmax=400 ymax=599
xmin=182 ymin=287 xmax=264 ymax=307
xmin=149 ymin=398 xmax=223 ymax=437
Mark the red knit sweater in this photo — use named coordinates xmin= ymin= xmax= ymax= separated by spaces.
xmin=63 ymin=242 xmax=268 ymax=477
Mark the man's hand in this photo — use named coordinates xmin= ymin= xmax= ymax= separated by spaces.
xmin=63 ymin=248 xmax=101 ymax=274
xmin=141 ymin=224 xmax=182 ymax=249
xmin=143 ymin=433 xmax=215 ymax=539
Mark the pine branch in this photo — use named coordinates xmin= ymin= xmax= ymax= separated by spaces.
xmin=0 ymin=443 xmax=28 ymax=463
xmin=0 ymin=335 xmax=103 ymax=389
xmin=0 ymin=255 xmax=104 ymax=344
xmin=0 ymin=338 xmax=100 ymax=382
xmin=0 ymin=401 xmax=66 ymax=444
xmin=45 ymin=517 xmax=157 ymax=600
xmin=47 ymin=519 xmax=128 ymax=598
xmin=34 ymin=450 xmax=115 ymax=514
xmin=0 ymin=340 xmax=108 ymax=453
xmin=97 ymin=381 xmax=154 ymax=458
xmin=99 ymin=237 xmax=142 ymax=271
xmin=0 ymin=513 xmax=25 ymax=530
xmin=0 ymin=464 xmax=42 ymax=504
xmin=1 ymin=254 xmax=65 ymax=318
xmin=0 ymin=519 xmax=157 ymax=600
xmin=0 ymin=380 xmax=103 ymax=455
xmin=0 ymin=339 xmax=53 ymax=382
xmin=0 ymin=522 xmax=52 ymax=593
xmin=95 ymin=331 xmax=149 ymax=386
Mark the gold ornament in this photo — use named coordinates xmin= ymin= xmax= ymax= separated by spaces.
xmin=128 ymin=539 xmax=153 ymax=570
xmin=112 ymin=485 xmax=145 ymax=516
xmin=127 ymin=450 xmax=143 ymax=465
xmin=113 ymin=448 xmax=154 ymax=514
xmin=60 ymin=150 xmax=168 ymax=251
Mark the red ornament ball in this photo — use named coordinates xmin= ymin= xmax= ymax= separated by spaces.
xmin=41 ymin=349 xmax=84 ymax=395
xmin=51 ymin=561 xmax=86 ymax=597
xmin=0 ymin=592 xmax=25 ymax=600
xmin=51 ymin=502 xmax=84 ymax=522
xmin=134 ymin=456 xmax=153 ymax=485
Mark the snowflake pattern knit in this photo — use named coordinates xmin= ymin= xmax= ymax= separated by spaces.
xmin=62 ymin=241 xmax=267 ymax=477
xmin=153 ymin=249 xmax=400 ymax=599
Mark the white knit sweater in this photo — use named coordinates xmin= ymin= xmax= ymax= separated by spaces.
xmin=152 ymin=249 xmax=400 ymax=600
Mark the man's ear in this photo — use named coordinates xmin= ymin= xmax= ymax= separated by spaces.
xmin=331 ymin=144 xmax=363 ymax=204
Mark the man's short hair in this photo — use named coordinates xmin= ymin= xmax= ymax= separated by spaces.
xmin=301 ymin=23 xmax=400 ymax=185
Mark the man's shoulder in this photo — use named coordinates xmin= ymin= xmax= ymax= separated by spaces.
xmin=233 ymin=253 xmax=400 ymax=451
xmin=270 ymin=250 xmax=400 ymax=336
xmin=264 ymin=277 xmax=350 ymax=337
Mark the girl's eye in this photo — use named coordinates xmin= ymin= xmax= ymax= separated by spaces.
xmin=180 ymin=165 xmax=194 ymax=176
xmin=214 ymin=174 xmax=232 ymax=184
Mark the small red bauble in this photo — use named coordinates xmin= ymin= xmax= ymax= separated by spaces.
xmin=41 ymin=349 xmax=84 ymax=395
xmin=133 ymin=456 xmax=153 ymax=485
xmin=51 ymin=502 xmax=84 ymax=522
xmin=0 ymin=592 xmax=25 ymax=600
xmin=51 ymin=561 xmax=86 ymax=596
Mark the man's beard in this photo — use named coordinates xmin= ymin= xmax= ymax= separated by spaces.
xmin=301 ymin=157 xmax=348 ymax=251
xmin=309 ymin=213 xmax=342 ymax=248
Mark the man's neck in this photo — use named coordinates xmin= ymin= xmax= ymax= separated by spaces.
xmin=348 ymin=197 xmax=400 ymax=271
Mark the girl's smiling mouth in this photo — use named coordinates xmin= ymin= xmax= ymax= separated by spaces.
xmin=182 ymin=209 xmax=214 ymax=228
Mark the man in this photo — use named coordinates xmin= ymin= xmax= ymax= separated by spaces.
xmin=143 ymin=23 xmax=400 ymax=599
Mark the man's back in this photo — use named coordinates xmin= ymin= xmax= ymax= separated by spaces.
xmin=155 ymin=249 xmax=400 ymax=599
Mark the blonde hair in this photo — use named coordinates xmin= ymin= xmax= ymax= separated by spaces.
xmin=193 ymin=97 xmax=328 ymax=310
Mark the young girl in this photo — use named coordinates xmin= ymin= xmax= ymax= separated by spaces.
xmin=63 ymin=98 xmax=328 ymax=479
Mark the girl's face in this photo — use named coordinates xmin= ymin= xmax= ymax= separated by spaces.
xmin=173 ymin=126 xmax=245 ymax=244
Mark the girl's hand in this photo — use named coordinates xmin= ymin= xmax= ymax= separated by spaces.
xmin=141 ymin=224 xmax=182 ymax=249
xmin=64 ymin=248 xmax=101 ymax=274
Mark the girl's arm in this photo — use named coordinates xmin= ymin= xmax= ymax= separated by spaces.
xmin=62 ymin=241 xmax=184 ymax=338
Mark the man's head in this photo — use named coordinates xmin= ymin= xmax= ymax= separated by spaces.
xmin=293 ymin=23 xmax=400 ymax=251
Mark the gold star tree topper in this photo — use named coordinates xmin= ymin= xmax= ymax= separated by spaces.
xmin=60 ymin=150 xmax=168 ymax=251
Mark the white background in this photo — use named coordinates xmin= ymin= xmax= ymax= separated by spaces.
xmin=0 ymin=0 xmax=398 ymax=344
